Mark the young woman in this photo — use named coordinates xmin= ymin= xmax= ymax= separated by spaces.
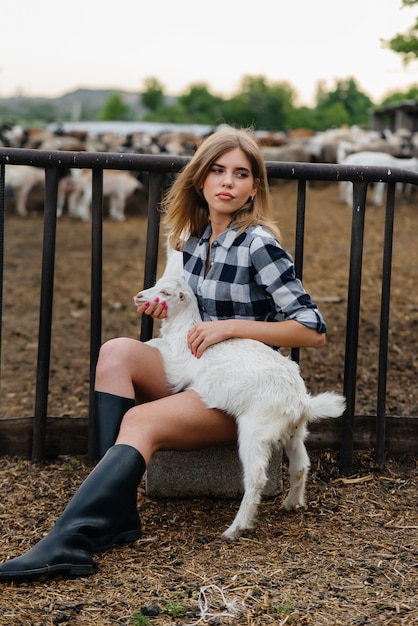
xmin=0 ymin=128 xmax=326 ymax=581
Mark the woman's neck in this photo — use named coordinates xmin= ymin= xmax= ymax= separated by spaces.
xmin=208 ymin=216 xmax=230 ymax=242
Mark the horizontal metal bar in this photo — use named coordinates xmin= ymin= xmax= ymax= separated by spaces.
xmin=1 ymin=147 xmax=418 ymax=186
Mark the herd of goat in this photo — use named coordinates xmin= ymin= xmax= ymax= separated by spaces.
xmin=1 ymin=123 xmax=418 ymax=221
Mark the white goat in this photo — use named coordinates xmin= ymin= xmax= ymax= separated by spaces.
xmin=161 ymin=239 xmax=184 ymax=278
xmin=62 ymin=169 xmax=143 ymax=221
xmin=339 ymin=151 xmax=418 ymax=207
xmin=5 ymin=165 xmax=45 ymax=216
xmin=133 ymin=275 xmax=346 ymax=540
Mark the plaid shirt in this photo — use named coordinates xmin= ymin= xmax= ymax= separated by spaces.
xmin=183 ymin=224 xmax=326 ymax=333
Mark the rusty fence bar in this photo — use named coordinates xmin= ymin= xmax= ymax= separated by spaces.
xmin=0 ymin=147 xmax=417 ymax=471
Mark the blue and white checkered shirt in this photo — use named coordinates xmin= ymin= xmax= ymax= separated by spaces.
xmin=183 ymin=224 xmax=326 ymax=333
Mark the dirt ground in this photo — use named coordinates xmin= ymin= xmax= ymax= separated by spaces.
xmin=0 ymin=182 xmax=417 ymax=624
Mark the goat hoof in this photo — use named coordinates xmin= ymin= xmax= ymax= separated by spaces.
xmin=222 ymin=527 xmax=242 ymax=541
xmin=282 ymin=498 xmax=304 ymax=512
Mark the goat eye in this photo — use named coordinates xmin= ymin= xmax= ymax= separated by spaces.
xmin=161 ymin=290 xmax=170 ymax=296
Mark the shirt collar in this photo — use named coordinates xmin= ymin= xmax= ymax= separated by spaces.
xmin=199 ymin=224 xmax=240 ymax=250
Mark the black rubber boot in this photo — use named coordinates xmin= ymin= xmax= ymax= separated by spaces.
xmin=94 ymin=391 xmax=135 ymax=460
xmin=92 ymin=391 xmax=143 ymax=552
xmin=0 ymin=445 xmax=146 ymax=581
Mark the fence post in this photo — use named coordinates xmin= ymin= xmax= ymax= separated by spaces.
xmin=32 ymin=167 xmax=59 ymax=462
xmin=140 ymin=172 xmax=165 ymax=342
xmin=0 ymin=164 xmax=4 ymax=387
xmin=88 ymin=169 xmax=104 ymax=461
xmin=376 ymin=182 xmax=395 ymax=466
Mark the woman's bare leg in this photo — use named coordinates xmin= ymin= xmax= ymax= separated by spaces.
xmin=95 ymin=337 xmax=238 ymax=465
xmin=94 ymin=337 xmax=172 ymax=401
xmin=116 ymin=391 xmax=238 ymax=465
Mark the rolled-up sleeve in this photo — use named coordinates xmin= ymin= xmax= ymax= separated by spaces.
xmin=250 ymin=236 xmax=327 ymax=333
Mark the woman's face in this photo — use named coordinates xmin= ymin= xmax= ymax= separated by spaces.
xmin=201 ymin=147 xmax=258 ymax=226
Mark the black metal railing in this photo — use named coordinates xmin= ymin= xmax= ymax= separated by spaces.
xmin=1 ymin=147 xmax=417 ymax=473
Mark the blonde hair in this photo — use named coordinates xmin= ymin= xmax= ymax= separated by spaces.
xmin=162 ymin=127 xmax=281 ymax=248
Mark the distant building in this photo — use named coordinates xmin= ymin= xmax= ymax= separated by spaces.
xmin=372 ymin=100 xmax=418 ymax=133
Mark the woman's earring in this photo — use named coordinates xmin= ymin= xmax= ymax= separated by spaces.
xmin=249 ymin=195 xmax=255 ymax=202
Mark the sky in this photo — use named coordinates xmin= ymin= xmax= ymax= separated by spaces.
xmin=1 ymin=0 xmax=417 ymax=107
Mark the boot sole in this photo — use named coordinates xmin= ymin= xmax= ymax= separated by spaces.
xmin=0 ymin=562 xmax=96 ymax=581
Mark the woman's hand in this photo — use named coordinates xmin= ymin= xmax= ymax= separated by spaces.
xmin=135 ymin=297 xmax=167 ymax=320
xmin=187 ymin=321 xmax=231 ymax=358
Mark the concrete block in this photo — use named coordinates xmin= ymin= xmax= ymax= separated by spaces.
xmin=145 ymin=444 xmax=283 ymax=499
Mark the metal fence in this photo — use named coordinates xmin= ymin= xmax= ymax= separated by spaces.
xmin=1 ymin=146 xmax=417 ymax=473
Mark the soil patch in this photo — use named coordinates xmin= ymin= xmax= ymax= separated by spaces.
xmin=0 ymin=451 xmax=416 ymax=625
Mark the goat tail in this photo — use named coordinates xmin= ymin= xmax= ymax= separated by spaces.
xmin=304 ymin=391 xmax=346 ymax=423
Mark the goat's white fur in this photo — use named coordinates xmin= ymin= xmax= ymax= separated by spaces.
xmin=338 ymin=151 xmax=418 ymax=207
xmin=161 ymin=239 xmax=184 ymax=278
xmin=59 ymin=169 xmax=143 ymax=221
xmin=5 ymin=165 xmax=45 ymax=217
xmin=133 ymin=276 xmax=346 ymax=540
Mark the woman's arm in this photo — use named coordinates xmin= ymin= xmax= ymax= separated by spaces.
xmin=188 ymin=318 xmax=326 ymax=358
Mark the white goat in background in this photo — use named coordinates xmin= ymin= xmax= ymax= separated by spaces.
xmin=133 ymin=275 xmax=346 ymax=540
xmin=4 ymin=165 xmax=45 ymax=216
xmin=59 ymin=169 xmax=143 ymax=221
xmin=338 ymin=151 xmax=418 ymax=207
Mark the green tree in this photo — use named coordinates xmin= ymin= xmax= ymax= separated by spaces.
xmin=142 ymin=100 xmax=191 ymax=123
xmin=220 ymin=75 xmax=296 ymax=130
xmin=141 ymin=77 xmax=165 ymax=112
xmin=219 ymin=94 xmax=255 ymax=128
xmin=315 ymin=77 xmax=373 ymax=127
xmin=139 ymin=74 xmax=373 ymax=131
xmin=315 ymin=101 xmax=351 ymax=130
xmin=286 ymin=105 xmax=319 ymax=131
xmin=99 ymin=92 xmax=132 ymax=121
xmin=177 ymin=83 xmax=224 ymax=123
xmin=381 ymin=84 xmax=418 ymax=104
xmin=384 ymin=0 xmax=418 ymax=63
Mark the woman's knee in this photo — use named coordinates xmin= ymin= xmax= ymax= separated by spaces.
xmin=96 ymin=338 xmax=140 ymax=378
xmin=98 ymin=337 xmax=133 ymax=359
xmin=95 ymin=337 xmax=168 ymax=400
